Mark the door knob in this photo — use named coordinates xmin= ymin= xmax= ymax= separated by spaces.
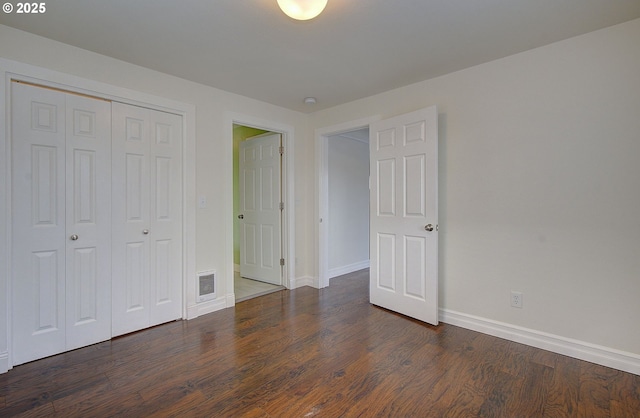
xmin=70 ymin=234 xmax=79 ymax=241
xmin=424 ymin=224 xmax=434 ymax=232
xmin=238 ymin=214 xmax=244 ymax=219
xmin=142 ymin=229 xmax=149 ymax=235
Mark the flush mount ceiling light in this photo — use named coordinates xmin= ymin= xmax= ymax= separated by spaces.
xmin=277 ymin=0 xmax=328 ymax=20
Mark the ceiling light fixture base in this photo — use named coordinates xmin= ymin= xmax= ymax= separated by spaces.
xmin=277 ymin=0 xmax=328 ymax=21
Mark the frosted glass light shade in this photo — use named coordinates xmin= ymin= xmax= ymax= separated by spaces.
xmin=277 ymin=0 xmax=328 ymax=20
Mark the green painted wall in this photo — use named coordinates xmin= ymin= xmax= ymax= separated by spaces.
xmin=233 ymin=125 xmax=269 ymax=266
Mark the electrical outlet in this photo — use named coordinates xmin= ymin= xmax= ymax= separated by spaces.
xmin=511 ymin=291 xmax=523 ymax=308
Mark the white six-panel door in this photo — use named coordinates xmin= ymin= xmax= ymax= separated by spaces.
xmin=369 ymin=106 xmax=439 ymax=325
xmin=111 ymin=102 xmax=183 ymax=337
xmin=239 ymin=133 xmax=282 ymax=285
xmin=64 ymin=93 xmax=112 ymax=350
xmin=11 ymin=82 xmax=112 ymax=365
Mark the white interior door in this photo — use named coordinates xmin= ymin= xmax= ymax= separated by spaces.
xmin=111 ymin=102 xmax=183 ymax=337
xmin=239 ymin=133 xmax=282 ymax=285
xmin=12 ymin=83 xmax=66 ymax=364
xmin=11 ymin=82 xmax=112 ymax=365
xmin=148 ymin=108 xmax=183 ymax=326
xmin=64 ymin=93 xmax=112 ymax=350
xmin=112 ymin=103 xmax=149 ymax=335
xmin=369 ymin=106 xmax=439 ymax=325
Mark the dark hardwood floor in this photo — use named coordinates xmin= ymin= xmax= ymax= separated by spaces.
xmin=1 ymin=269 xmax=639 ymax=417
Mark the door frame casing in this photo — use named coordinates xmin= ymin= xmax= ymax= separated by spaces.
xmin=224 ymin=113 xmax=295 ymax=304
xmin=0 ymin=58 xmax=197 ymax=373
xmin=315 ymin=116 xmax=379 ymax=289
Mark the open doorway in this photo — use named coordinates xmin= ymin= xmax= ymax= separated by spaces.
xmin=327 ymin=129 xmax=370 ymax=277
xmin=316 ymin=119 xmax=375 ymax=288
xmin=233 ymin=124 xmax=285 ymax=302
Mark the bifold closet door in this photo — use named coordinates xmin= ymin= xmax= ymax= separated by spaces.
xmin=111 ymin=102 xmax=183 ymax=337
xmin=11 ymin=82 xmax=112 ymax=365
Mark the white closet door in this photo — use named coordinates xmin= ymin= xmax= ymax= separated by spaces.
xmin=12 ymin=83 xmax=67 ymax=365
xmin=148 ymin=107 xmax=183 ymax=326
xmin=112 ymin=102 xmax=182 ymax=337
xmin=11 ymin=82 xmax=112 ymax=365
xmin=112 ymin=103 xmax=150 ymax=335
xmin=64 ymin=93 xmax=112 ymax=350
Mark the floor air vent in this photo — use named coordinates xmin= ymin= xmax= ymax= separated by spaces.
xmin=197 ymin=270 xmax=216 ymax=302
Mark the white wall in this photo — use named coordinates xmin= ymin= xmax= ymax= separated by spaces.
xmin=310 ymin=19 xmax=640 ymax=359
xmin=327 ymin=135 xmax=369 ymax=276
xmin=0 ymin=25 xmax=311 ymax=372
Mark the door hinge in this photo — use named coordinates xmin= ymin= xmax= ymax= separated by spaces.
xmin=279 ymin=202 xmax=284 ymax=211
xmin=280 ymin=258 xmax=285 ymax=266
xmin=279 ymin=146 xmax=284 ymax=155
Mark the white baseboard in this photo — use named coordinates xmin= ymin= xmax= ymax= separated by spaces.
xmin=328 ymin=260 xmax=370 ymax=279
xmin=186 ymin=297 xmax=228 ymax=320
xmin=290 ymin=275 xmax=315 ymax=289
xmin=0 ymin=352 xmax=8 ymax=374
xmin=440 ymin=309 xmax=640 ymax=376
xmin=226 ymin=293 xmax=235 ymax=308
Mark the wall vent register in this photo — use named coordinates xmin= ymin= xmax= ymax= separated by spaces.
xmin=197 ymin=270 xmax=217 ymax=302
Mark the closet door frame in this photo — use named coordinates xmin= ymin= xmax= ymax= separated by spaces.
xmin=0 ymin=58 xmax=196 ymax=373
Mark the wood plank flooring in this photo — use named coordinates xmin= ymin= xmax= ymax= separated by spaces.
xmin=1 ymin=269 xmax=639 ymax=417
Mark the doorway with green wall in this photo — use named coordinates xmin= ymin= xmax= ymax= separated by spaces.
xmin=233 ymin=124 xmax=285 ymax=301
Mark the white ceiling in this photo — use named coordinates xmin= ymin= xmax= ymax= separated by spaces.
xmin=1 ymin=0 xmax=639 ymax=112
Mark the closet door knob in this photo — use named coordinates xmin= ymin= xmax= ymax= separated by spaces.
xmin=238 ymin=214 xmax=244 ymax=219
xmin=70 ymin=234 xmax=79 ymax=241
xmin=142 ymin=229 xmax=149 ymax=235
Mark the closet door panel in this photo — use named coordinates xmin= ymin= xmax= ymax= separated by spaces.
xmin=149 ymin=111 xmax=182 ymax=325
xmin=11 ymin=83 xmax=67 ymax=365
xmin=112 ymin=103 xmax=182 ymax=335
xmin=65 ymin=94 xmax=112 ymax=350
xmin=112 ymin=103 xmax=151 ymax=336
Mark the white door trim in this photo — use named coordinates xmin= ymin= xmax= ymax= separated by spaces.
xmin=314 ymin=116 xmax=380 ymax=289
xmin=0 ymin=58 xmax=196 ymax=373
xmin=224 ymin=113 xmax=295 ymax=305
